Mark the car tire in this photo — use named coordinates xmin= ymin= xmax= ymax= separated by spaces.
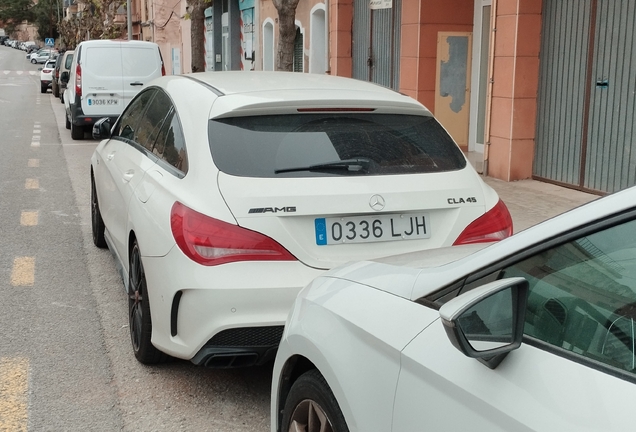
xmin=65 ymin=113 xmax=71 ymax=129
xmin=53 ymin=83 xmax=59 ymax=98
xmin=70 ymin=121 xmax=83 ymax=140
xmin=40 ymin=83 xmax=47 ymax=93
xmin=128 ymin=240 xmax=167 ymax=364
xmin=282 ymin=369 xmax=349 ymax=432
xmin=30 ymin=58 xmax=36 ymax=64
xmin=60 ymin=92 xmax=64 ymax=104
xmin=91 ymin=176 xmax=107 ymax=248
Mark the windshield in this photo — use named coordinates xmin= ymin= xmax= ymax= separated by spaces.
xmin=208 ymin=113 xmax=466 ymax=178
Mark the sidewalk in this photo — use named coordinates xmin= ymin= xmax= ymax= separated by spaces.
xmin=483 ymin=177 xmax=598 ymax=233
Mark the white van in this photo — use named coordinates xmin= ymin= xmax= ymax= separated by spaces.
xmin=64 ymin=40 xmax=164 ymax=140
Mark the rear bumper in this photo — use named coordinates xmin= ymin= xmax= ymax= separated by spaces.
xmin=190 ymin=326 xmax=284 ymax=368
xmin=69 ymin=98 xmax=118 ymax=127
xmin=141 ymin=247 xmax=325 ymax=362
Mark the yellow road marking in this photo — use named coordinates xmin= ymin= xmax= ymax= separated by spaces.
xmin=27 ymin=159 xmax=39 ymax=168
xmin=20 ymin=212 xmax=38 ymax=226
xmin=24 ymin=179 xmax=38 ymax=190
xmin=0 ymin=357 xmax=29 ymax=432
xmin=10 ymin=257 xmax=35 ymax=286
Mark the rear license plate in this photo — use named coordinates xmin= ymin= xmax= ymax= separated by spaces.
xmin=315 ymin=213 xmax=431 ymax=245
xmin=87 ymin=98 xmax=119 ymax=106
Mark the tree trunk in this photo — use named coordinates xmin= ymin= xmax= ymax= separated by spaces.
xmin=272 ymin=0 xmax=300 ymax=71
xmin=188 ymin=0 xmax=206 ymax=73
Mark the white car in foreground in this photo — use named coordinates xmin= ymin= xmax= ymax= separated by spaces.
xmin=90 ymin=71 xmax=512 ymax=368
xmin=271 ymin=186 xmax=636 ymax=432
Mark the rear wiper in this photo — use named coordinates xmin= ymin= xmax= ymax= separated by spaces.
xmin=275 ymin=158 xmax=371 ymax=174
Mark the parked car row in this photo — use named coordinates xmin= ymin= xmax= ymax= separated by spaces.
xmin=2 ymin=38 xmax=37 ymax=51
xmin=27 ymin=48 xmax=58 ymax=64
xmin=44 ymin=36 xmax=636 ymax=432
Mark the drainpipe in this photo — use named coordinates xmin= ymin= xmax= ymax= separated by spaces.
xmin=483 ymin=0 xmax=497 ymax=177
xmin=325 ymin=0 xmax=330 ymax=74
xmin=128 ymin=0 xmax=133 ymax=40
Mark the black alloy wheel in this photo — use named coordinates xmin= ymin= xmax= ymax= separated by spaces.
xmin=128 ymin=240 xmax=166 ymax=364
xmin=90 ymin=176 xmax=107 ymax=248
xmin=282 ymin=369 xmax=349 ymax=432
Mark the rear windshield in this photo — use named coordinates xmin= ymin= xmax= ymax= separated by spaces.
xmin=208 ymin=114 xmax=466 ymax=178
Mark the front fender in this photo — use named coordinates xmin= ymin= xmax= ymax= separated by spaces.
xmin=273 ymin=276 xmax=439 ymax=432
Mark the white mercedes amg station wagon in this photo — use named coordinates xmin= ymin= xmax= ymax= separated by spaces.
xmin=90 ymin=72 xmax=511 ymax=367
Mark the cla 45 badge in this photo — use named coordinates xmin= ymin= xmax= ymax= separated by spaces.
xmin=448 ymin=197 xmax=477 ymax=204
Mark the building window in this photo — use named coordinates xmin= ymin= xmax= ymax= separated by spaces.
xmin=293 ymin=27 xmax=303 ymax=72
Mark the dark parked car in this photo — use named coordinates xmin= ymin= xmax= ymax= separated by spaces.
xmin=55 ymin=50 xmax=74 ymax=103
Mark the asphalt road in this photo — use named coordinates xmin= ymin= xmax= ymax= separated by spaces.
xmin=0 ymin=45 xmax=271 ymax=432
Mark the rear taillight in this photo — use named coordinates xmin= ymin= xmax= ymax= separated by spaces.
xmin=453 ymin=199 xmax=513 ymax=245
xmin=170 ymin=202 xmax=297 ymax=266
xmin=161 ymin=62 xmax=166 ymax=76
xmin=75 ymin=63 xmax=82 ymax=96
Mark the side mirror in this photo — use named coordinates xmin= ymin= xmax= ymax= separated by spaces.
xmin=60 ymin=71 xmax=69 ymax=83
xmin=92 ymin=118 xmax=112 ymax=140
xmin=439 ymin=277 xmax=529 ymax=369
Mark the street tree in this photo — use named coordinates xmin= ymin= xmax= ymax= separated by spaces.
xmin=32 ymin=0 xmax=60 ymax=41
xmin=273 ymin=0 xmax=300 ymax=71
xmin=186 ymin=0 xmax=208 ymax=72
xmin=57 ymin=0 xmax=126 ymax=48
xmin=0 ymin=0 xmax=35 ymax=36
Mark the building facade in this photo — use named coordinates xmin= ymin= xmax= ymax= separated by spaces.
xmin=51 ymin=0 xmax=636 ymax=194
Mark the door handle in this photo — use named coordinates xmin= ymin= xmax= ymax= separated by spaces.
xmin=122 ymin=170 xmax=134 ymax=182
xmin=107 ymin=152 xmax=115 ymax=161
xmin=129 ymin=82 xmax=144 ymax=86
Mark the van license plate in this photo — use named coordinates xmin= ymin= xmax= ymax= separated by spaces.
xmin=88 ymin=98 xmax=119 ymax=106
xmin=315 ymin=213 xmax=431 ymax=245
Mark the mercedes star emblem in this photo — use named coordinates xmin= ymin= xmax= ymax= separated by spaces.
xmin=369 ymin=194 xmax=386 ymax=211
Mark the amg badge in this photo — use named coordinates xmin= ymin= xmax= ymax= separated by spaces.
xmin=249 ymin=207 xmax=297 ymax=214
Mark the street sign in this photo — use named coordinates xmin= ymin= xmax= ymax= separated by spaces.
xmin=45 ymin=38 xmax=54 ymax=47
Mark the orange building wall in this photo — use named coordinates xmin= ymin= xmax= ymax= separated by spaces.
xmin=399 ymin=0 xmax=473 ymax=113
xmin=329 ymin=0 xmax=352 ymax=77
xmin=317 ymin=0 xmax=545 ymax=183
xmin=487 ymin=0 xmax=542 ymax=181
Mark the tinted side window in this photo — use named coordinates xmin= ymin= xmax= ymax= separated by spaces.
xmin=65 ymin=53 xmax=74 ymax=69
xmin=500 ymin=220 xmax=636 ymax=375
xmin=135 ymin=90 xmax=173 ymax=152
xmin=155 ymin=109 xmax=188 ymax=174
xmin=113 ymin=90 xmax=156 ymax=143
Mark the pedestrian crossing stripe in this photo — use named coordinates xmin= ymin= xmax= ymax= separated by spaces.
xmin=1 ymin=71 xmax=38 ymax=75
